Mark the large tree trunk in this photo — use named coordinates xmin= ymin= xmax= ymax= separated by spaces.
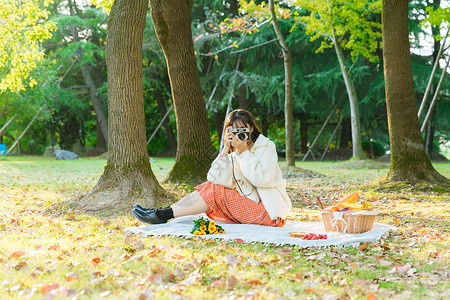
xmin=333 ymin=42 xmax=364 ymax=159
xmin=269 ymin=0 xmax=295 ymax=167
xmin=75 ymin=0 xmax=164 ymax=215
xmin=149 ymin=0 xmax=214 ymax=185
xmin=380 ymin=0 xmax=449 ymax=187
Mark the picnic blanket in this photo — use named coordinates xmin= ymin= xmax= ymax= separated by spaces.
xmin=125 ymin=214 xmax=396 ymax=247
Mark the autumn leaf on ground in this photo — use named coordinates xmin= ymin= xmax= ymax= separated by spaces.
xmin=211 ymin=280 xmax=227 ymax=287
xmin=247 ymin=279 xmax=262 ymax=286
xmin=390 ymin=263 xmax=411 ymax=275
xmin=378 ymin=259 xmax=393 ymax=267
xmin=227 ymin=275 xmax=239 ymax=288
xmin=40 ymin=283 xmax=59 ymax=294
xmin=92 ymin=257 xmax=101 ymax=266
xmin=11 ymin=250 xmax=26 ymax=258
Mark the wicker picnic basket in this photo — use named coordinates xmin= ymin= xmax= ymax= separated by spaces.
xmin=319 ymin=210 xmax=377 ymax=234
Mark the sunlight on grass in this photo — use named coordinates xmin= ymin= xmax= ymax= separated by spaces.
xmin=0 ymin=156 xmax=448 ymax=299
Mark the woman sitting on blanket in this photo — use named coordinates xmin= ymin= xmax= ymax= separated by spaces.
xmin=132 ymin=109 xmax=292 ymax=227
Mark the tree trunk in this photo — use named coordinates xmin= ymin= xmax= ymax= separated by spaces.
xmin=269 ymin=0 xmax=295 ymax=167
xmin=333 ymin=42 xmax=364 ymax=159
xmin=381 ymin=0 xmax=449 ymax=187
xmin=155 ymin=88 xmax=177 ymax=155
xmin=75 ymin=0 xmax=165 ymax=215
xmin=149 ymin=0 xmax=214 ymax=185
xmin=80 ymin=65 xmax=109 ymax=144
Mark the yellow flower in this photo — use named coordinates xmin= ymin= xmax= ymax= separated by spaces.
xmin=208 ymin=225 xmax=216 ymax=233
xmin=193 ymin=231 xmax=201 ymax=235
xmin=200 ymin=221 xmax=205 ymax=225
xmin=210 ymin=220 xmax=216 ymax=226
xmin=200 ymin=230 xmax=206 ymax=235
xmin=200 ymin=225 xmax=207 ymax=232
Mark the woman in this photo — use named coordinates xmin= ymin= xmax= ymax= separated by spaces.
xmin=133 ymin=109 xmax=291 ymax=227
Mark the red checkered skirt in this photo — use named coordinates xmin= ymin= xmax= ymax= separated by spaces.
xmin=195 ymin=181 xmax=286 ymax=227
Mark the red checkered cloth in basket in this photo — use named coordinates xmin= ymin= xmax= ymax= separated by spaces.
xmin=195 ymin=181 xmax=286 ymax=227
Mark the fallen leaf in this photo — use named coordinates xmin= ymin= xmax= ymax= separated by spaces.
xmin=14 ymin=261 xmax=28 ymax=270
xmin=227 ymin=275 xmax=239 ymax=288
xmin=390 ymin=263 xmax=411 ymax=275
xmin=92 ymin=257 xmax=101 ymax=266
xmin=171 ymin=254 xmax=185 ymax=260
xmin=133 ymin=241 xmax=145 ymax=251
xmin=366 ymin=294 xmax=377 ymax=300
xmin=11 ymin=250 xmax=26 ymax=258
xmin=378 ymin=259 xmax=393 ymax=267
xmin=137 ymin=291 xmax=155 ymax=300
xmin=247 ymin=279 xmax=262 ymax=286
xmin=40 ymin=283 xmax=59 ymax=294
xmin=360 ymin=242 xmax=369 ymax=251
xmin=226 ymin=254 xmax=239 ymax=266
xmin=211 ymin=280 xmax=226 ymax=287
xmin=66 ymin=272 xmax=79 ymax=281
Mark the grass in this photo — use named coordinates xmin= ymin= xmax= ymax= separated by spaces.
xmin=0 ymin=156 xmax=449 ymax=299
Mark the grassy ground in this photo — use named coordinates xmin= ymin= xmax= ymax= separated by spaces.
xmin=0 ymin=156 xmax=448 ymax=299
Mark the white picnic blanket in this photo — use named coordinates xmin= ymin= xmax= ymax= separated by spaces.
xmin=125 ymin=214 xmax=396 ymax=247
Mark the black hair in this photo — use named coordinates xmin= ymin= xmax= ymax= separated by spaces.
xmin=223 ymin=109 xmax=261 ymax=143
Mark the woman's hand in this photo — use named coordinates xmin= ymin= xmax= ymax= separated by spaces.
xmin=220 ymin=126 xmax=234 ymax=156
xmin=232 ymin=134 xmax=249 ymax=155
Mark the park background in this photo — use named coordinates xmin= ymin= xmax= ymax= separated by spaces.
xmin=0 ymin=0 xmax=449 ymax=299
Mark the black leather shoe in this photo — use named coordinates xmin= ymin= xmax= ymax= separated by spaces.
xmin=132 ymin=208 xmax=167 ymax=224
xmin=134 ymin=204 xmax=149 ymax=211
xmin=133 ymin=206 xmax=149 ymax=215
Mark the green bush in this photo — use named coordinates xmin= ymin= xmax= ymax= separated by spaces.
xmin=362 ymin=140 xmax=386 ymax=159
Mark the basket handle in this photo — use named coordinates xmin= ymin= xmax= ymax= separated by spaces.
xmin=316 ymin=197 xmax=324 ymax=209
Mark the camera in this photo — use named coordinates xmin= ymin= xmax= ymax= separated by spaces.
xmin=230 ymin=128 xmax=250 ymax=141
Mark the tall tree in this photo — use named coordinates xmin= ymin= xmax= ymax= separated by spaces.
xmin=292 ymin=0 xmax=382 ymax=160
xmin=380 ymin=0 xmax=449 ymax=187
xmin=149 ymin=0 xmax=214 ymax=185
xmin=269 ymin=0 xmax=295 ymax=167
xmin=76 ymin=0 xmax=164 ymax=214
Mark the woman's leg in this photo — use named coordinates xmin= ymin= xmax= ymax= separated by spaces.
xmin=171 ymin=190 xmax=209 ymax=217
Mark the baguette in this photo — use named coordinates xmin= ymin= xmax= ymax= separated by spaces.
xmin=289 ymin=232 xmax=306 ymax=238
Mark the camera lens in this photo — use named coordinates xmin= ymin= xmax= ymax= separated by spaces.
xmin=238 ymin=133 xmax=246 ymax=140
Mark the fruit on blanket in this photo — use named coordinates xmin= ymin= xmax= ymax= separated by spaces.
xmin=302 ymin=233 xmax=327 ymax=240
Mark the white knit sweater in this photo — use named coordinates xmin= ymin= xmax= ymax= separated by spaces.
xmin=207 ymin=134 xmax=292 ymax=220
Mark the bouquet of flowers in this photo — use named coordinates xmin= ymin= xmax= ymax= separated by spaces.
xmin=191 ymin=217 xmax=226 ymax=235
